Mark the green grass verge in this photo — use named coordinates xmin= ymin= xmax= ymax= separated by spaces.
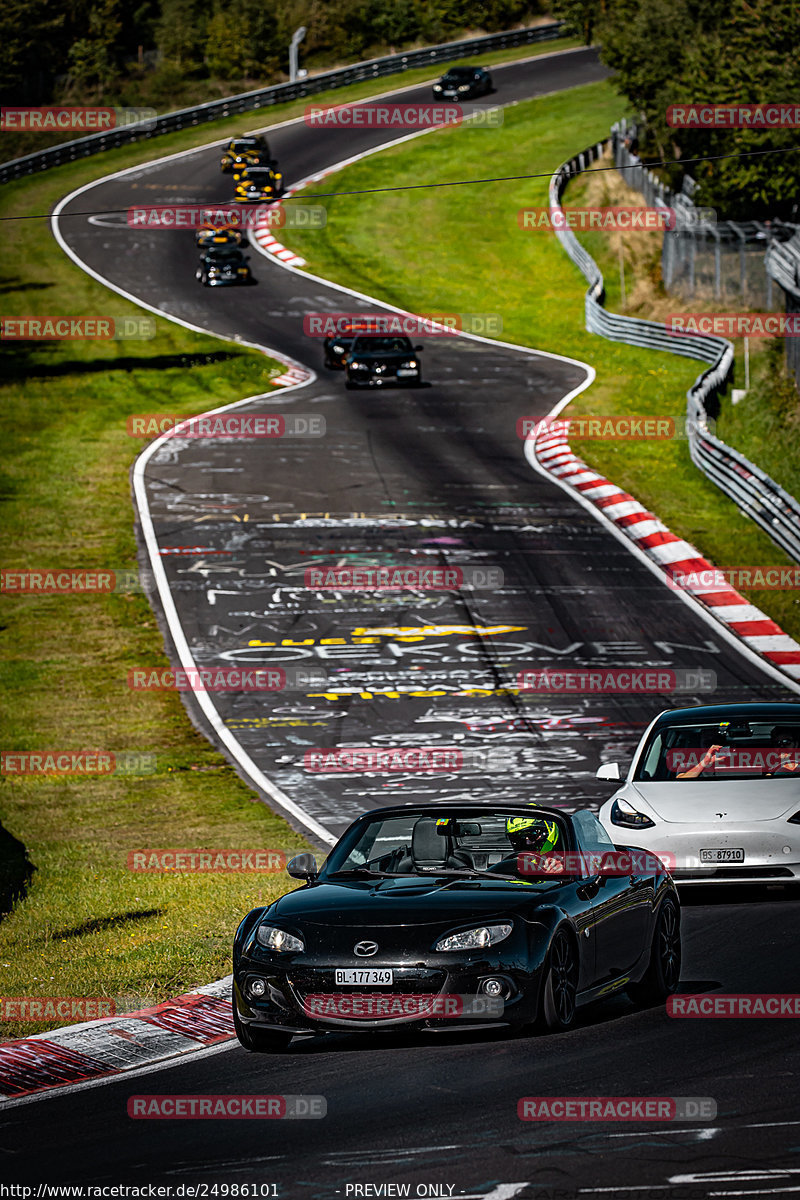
xmin=279 ymin=77 xmax=800 ymax=645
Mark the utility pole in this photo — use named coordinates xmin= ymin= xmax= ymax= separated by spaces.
xmin=289 ymin=27 xmax=307 ymax=83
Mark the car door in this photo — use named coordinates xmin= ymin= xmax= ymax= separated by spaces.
xmin=572 ymin=811 xmax=653 ymax=982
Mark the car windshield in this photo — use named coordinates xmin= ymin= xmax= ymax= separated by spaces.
xmin=232 ymin=139 xmax=261 ymax=152
xmin=635 ymin=719 xmax=800 ymax=781
xmin=351 ymin=336 xmax=413 ymax=354
xmin=323 ymin=809 xmax=571 ymax=879
xmin=443 ymin=68 xmax=474 ymax=80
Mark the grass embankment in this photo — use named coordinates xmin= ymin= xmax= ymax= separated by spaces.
xmin=280 ymin=78 xmax=800 ymax=642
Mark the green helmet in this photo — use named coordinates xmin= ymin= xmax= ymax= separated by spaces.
xmin=506 ymin=812 xmax=559 ymax=853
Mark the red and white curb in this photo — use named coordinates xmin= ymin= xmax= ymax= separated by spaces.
xmin=531 ymin=424 xmax=800 ymax=683
xmin=0 ymin=977 xmax=234 ymax=1101
xmin=252 ymin=199 xmax=306 ymax=268
xmin=271 ymin=363 xmax=312 ymax=387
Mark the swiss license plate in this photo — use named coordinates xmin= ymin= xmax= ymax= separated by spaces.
xmin=335 ymin=969 xmax=393 ymax=986
xmin=700 ymin=848 xmax=745 ymax=863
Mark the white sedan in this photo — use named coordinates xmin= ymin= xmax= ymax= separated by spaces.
xmin=598 ymin=702 xmax=800 ymax=885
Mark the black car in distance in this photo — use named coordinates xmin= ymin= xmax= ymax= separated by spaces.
xmin=344 ymin=334 xmax=423 ymax=388
xmin=232 ymin=803 xmax=681 ymax=1052
xmin=196 ymin=243 xmax=252 ymax=287
xmin=433 ymin=65 xmax=493 ymax=100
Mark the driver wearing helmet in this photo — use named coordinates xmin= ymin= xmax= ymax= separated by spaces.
xmin=490 ymin=811 xmax=562 ymax=877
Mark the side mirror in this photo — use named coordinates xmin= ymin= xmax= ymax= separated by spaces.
xmin=596 ymin=762 xmax=621 ymax=781
xmin=287 ymin=853 xmax=318 ymax=880
xmin=414 ymin=345 xmax=424 ymax=352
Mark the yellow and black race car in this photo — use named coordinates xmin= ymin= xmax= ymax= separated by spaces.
xmin=233 ymin=164 xmax=284 ymax=203
xmin=220 ymin=135 xmax=272 ymax=174
xmin=195 ymin=226 xmax=243 ymax=248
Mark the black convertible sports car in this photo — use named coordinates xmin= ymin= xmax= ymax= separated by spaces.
xmin=432 ymin=65 xmax=493 ymax=100
xmin=344 ymin=334 xmax=423 ymax=388
xmin=232 ymin=803 xmax=681 ymax=1051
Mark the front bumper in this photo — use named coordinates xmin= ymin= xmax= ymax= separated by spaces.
xmin=346 ymin=367 xmax=420 ymax=387
xmin=605 ymin=821 xmax=800 ymax=884
xmin=233 ymin=957 xmax=539 ymax=1034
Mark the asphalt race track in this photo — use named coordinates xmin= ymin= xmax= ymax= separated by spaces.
xmin=5 ymin=44 xmax=798 ymax=1199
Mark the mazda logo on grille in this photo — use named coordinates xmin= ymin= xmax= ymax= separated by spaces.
xmin=354 ymin=940 xmax=379 ymax=957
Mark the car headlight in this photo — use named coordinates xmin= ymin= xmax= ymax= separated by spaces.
xmin=433 ymin=84 xmax=443 ymax=91
xmin=331 ymin=343 xmax=345 ymax=354
xmin=256 ymin=924 xmax=304 ymax=952
xmin=237 ymin=267 xmax=248 ymax=274
xmin=400 ymin=360 xmax=418 ymax=369
xmin=610 ymin=798 xmax=655 ymax=829
xmin=435 ymin=923 xmax=512 ymax=952
xmin=458 ymin=85 xmax=469 ymax=92
xmin=350 ymin=362 xmax=368 ymax=370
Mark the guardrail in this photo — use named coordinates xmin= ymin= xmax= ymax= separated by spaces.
xmin=0 ymin=21 xmax=565 ymax=185
xmin=765 ymin=230 xmax=800 ymax=394
xmin=550 ymin=137 xmax=800 ymax=564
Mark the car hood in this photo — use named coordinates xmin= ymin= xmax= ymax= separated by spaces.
xmin=630 ymin=779 xmax=800 ymax=822
xmin=268 ymin=876 xmax=559 ymax=927
xmin=348 ymin=351 xmax=409 ymax=363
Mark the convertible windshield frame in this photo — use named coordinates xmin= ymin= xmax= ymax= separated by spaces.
xmin=320 ymin=807 xmax=577 ymax=882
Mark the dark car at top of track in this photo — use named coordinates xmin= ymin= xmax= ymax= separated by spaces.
xmin=195 ymin=243 xmax=252 ymax=287
xmin=432 ymin=65 xmax=493 ymax=100
xmin=344 ymin=334 xmax=423 ymax=388
xmin=220 ymin=134 xmax=274 ymax=173
xmin=232 ymin=802 xmax=681 ymax=1052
